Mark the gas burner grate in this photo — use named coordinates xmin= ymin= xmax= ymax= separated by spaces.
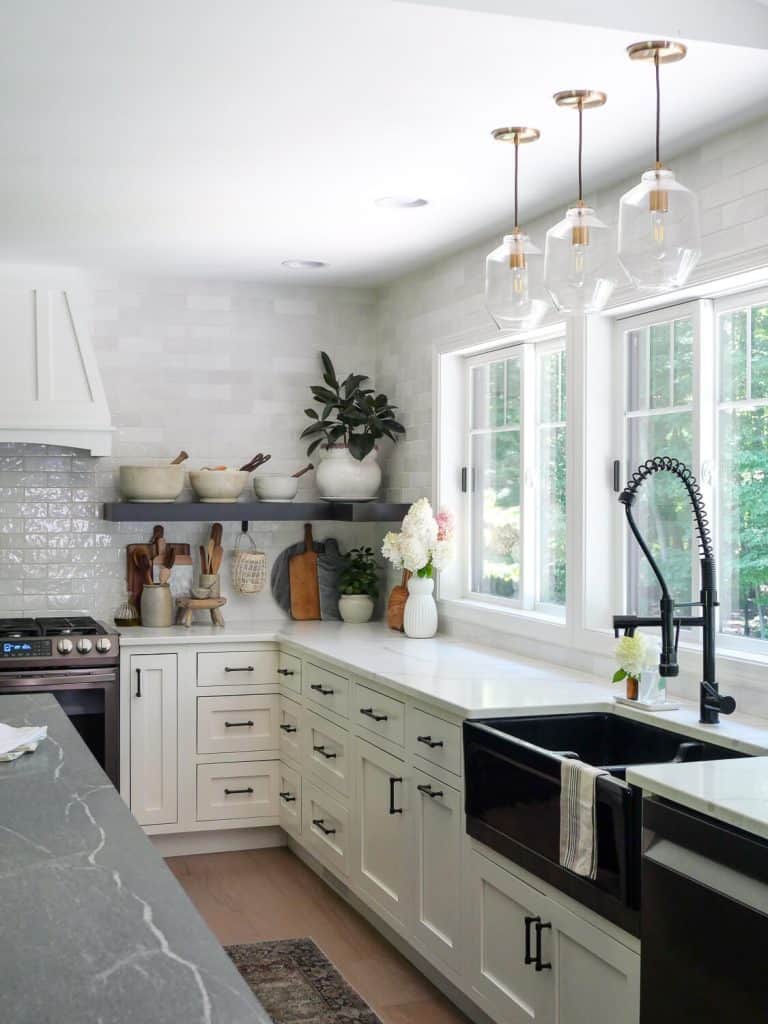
xmin=0 ymin=619 xmax=43 ymax=639
xmin=36 ymin=617 xmax=105 ymax=637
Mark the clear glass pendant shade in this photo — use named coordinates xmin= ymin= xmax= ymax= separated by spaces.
xmin=485 ymin=231 xmax=549 ymax=330
xmin=543 ymin=205 xmax=616 ymax=313
xmin=617 ymin=167 xmax=701 ymax=291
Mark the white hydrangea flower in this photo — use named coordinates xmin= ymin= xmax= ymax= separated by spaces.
xmin=381 ymin=531 xmax=403 ymax=568
xmin=401 ymin=498 xmax=438 ymax=546
xmin=615 ymin=632 xmax=647 ymax=678
xmin=430 ymin=538 xmax=454 ymax=572
xmin=399 ymin=534 xmax=429 ymax=573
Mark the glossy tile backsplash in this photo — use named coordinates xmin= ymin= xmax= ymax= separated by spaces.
xmin=0 ymin=276 xmax=385 ymax=622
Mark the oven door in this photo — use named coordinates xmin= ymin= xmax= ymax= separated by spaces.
xmin=0 ymin=669 xmax=119 ymax=787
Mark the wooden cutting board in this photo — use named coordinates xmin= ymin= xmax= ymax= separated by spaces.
xmin=288 ymin=523 xmax=321 ymax=620
xmin=387 ymin=570 xmax=411 ymax=632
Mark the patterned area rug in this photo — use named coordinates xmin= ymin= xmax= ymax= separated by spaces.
xmin=226 ymin=938 xmax=383 ymax=1024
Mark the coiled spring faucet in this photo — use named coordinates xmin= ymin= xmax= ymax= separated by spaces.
xmin=612 ymin=457 xmax=735 ymax=725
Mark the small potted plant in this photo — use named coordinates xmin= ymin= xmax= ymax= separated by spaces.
xmin=612 ymin=630 xmax=662 ymax=703
xmin=338 ymin=547 xmax=379 ymax=623
xmin=300 ymin=352 xmax=406 ymax=500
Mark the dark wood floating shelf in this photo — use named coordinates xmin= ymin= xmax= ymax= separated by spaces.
xmin=102 ymin=501 xmax=409 ymax=524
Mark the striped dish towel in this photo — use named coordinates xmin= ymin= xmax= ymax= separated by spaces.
xmin=559 ymin=758 xmax=609 ymax=879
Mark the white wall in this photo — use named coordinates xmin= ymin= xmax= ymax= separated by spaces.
xmin=0 ymin=277 xmax=384 ymax=622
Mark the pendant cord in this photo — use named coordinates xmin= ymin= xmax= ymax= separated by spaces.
xmin=514 ymin=135 xmax=519 ymax=228
xmin=577 ymin=102 xmax=584 ymax=202
xmin=655 ymin=54 xmax=661 ymax=165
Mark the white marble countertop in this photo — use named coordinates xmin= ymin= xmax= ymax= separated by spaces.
xmin=118 ymin=620 xmax=768 ymax=754
xmin=627 ymin=757 xmax=768 ymax=841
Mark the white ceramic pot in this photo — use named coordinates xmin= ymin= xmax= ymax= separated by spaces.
xmin=339 ymin=594 xmax=375 ymax=624
xmin=253 ymin=475 xmax=299 ymax=502
xmin=140 ymin=583 xmax=174 ymax=628
xmin=189 ymin=469 xmax=249 ymax=502
xmin=119 ymin=465 xmax=185 ymax=503
xmin=403 ymin=575 xmax=438 ymax=638
xmin=315 ymin=446 xmax=381 ymax=500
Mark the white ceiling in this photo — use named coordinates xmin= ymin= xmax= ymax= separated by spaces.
xmin=0 ymin=0 xmax=766 ymax=285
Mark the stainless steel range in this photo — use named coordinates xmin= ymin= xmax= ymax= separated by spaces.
xmin=0 ymin=617 xmax=119 ymax=786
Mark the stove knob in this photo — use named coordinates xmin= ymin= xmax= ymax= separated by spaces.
xmin=76 ymin=638 xmax=93 ymax=654
xmin=95 ymin=637 xmax=112 ymax=654
xmin=57 ymin=638 xmax=73 ymax=655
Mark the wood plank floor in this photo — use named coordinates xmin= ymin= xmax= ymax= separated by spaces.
xmin=167 ymin=847 xmax=472 ymax=1024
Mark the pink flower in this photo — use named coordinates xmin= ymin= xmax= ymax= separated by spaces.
xmin=436 ymin=508 xmax=454 ymax=542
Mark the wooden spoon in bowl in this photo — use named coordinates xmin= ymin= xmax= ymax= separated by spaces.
xmin=170 ymin=450 xmax=189 ymax=465
xmin=292 ymin=463 xmax=314 ymax=479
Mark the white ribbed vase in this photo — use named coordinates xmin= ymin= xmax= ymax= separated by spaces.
xmin=403 ymin=576 xmax=438 ymax=639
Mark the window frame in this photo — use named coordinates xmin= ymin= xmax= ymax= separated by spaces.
xmin=462 ymin=330 xmax=567 ymax=619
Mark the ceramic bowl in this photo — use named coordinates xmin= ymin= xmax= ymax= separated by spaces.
xmin=253 ymin=475 xmax=299 ymax=502
xmin=119 ymin=465 xmax=185 ymax=503
xmin=189 ymin=469 xmax=249 ymax=502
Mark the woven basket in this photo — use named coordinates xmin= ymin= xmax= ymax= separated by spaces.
xmin=232 ymin=530 xmax=267 ymax=595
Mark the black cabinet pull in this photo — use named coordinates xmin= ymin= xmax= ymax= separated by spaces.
xmin=417 ymin=735 xmax=444 ymax=749
xmin=279 ymin=723 xmax=297 ymax=733
xmin=277 ymin=668 xmax=296 ymax=676
xmin=360 ymin=707 xmax=388 ymax=722
xmin=279 ymin=791 xmax=296 ymax=802
xmin=225 ymin=666 xmax=254 ymax=673
xmin=224 ymin=720 xmax=254 ymax=728
xmin=310 ymin=683 xmax=335 ymax=696
xmin=524 ymin=916 xmax=539 ymax=965
xmin=312 ymin=818 xmax=336 ymax=836
xmin=417 ymin=783 xmax=444 ymax=799
xmin=389 ymin=776 xmax=403 ymax=814
xmin=313 ymin=744 xmax=337 ymax=760
xmin=224 ymin=787 xmax=254 ymax=795
xmin=534 ymin=920 xmax=552 ymax=971
xmin=135 ymin=667 xmax=142 ymax=698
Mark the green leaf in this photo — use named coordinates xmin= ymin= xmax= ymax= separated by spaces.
xmin=320 ymin=352 xmax=338 ymax=388
xmin=304 ymin=407 xmax=319 ymax=420
xmin=612 ymin=669 xmax=627 ymax=683
xmin=306 ymin=437 xmax=324 ymax=457
xmin=348 ymin=433 xmax=376 ymax=461
xmin=310 ymin=385 xmax=338 ymax=404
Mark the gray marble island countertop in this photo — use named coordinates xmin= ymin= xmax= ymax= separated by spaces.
xmin=0 ymin=693 xmax=271 ymax=1024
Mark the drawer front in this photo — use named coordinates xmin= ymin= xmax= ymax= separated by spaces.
xmin=278 ymin=764 xmax=301 ymax=836
xmin=197 ymin=649 xmax=277 ymax=687
xmin=352 ymin=681 xmax=405 ymax=746
xmin=410 ymin=708 xmax=462 ymax=775
xmin=305 ymin=662 xmax=349 ymax=719
xmin=302 ymin=780 xmax=349 ymax=878
xmin=197 ymin=695 xmax=279 ymax=754
xmin=278 ymin=652 xmax=302 ymax=694
xmin=303 ymin=709 xmax=350 ymax=797
xmin=196 ymin=761 xmax=279 ymax=821
xmin=278 ymin=696 xmax=302 ymax=764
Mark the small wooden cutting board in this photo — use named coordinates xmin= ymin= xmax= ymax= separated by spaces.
xmin=289 ymin=523 xmax=321 ymax=620
xmin=387 ymin=570 xmax=411 ymax=632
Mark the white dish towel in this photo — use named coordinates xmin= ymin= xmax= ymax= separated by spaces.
xmin=559 ymin=758 xmax=609 ymax=879
xmin=0 ymin=722 xmax=47 ymax=762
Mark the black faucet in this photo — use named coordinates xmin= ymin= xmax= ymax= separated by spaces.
xmin=612 ymin=456 xmax=735 ymax=725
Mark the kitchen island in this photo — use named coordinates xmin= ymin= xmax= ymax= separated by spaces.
xmin=0 ymin=692 xmax=271 ymax=1024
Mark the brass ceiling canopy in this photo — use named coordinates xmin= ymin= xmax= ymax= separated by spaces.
xmin=491 ymin=126 xmax=540 ymax=144
xmin=553 ymin=89 xmax=607 ymax=110
xmin=627 ymin=39 xmax=687 ymax=64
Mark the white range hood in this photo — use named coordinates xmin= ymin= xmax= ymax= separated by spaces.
xmin=0 ymin=276 xmax=113 ymax=455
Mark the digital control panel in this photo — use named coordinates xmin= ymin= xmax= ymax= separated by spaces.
xmin=0 ymin=639 xmax=52 ymax=658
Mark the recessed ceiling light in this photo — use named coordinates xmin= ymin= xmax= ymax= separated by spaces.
xmin=374 ymin=196 xmax=428 ymax=209
xmin=281 ymin=259 xmax=327 ymax=270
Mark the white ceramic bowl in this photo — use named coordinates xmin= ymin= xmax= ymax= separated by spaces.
xmin=253 ymin=475 xmax=299 ymax=502
xmin=189 ymin=469 xmax=249 ymax=502
xmin=119 ymin=465 xmax=185 ymax=503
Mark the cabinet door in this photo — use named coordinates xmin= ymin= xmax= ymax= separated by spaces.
xmin=411 ymin=769 xmax=462 ymax=973
xmin=129 ymin=653 xmax=178 ymax=826
xmin=354 ymin=737 xmax=409 ymax=927
xmin=551 ymin=903 xmax=639 ymax=1024
xmin=466 ymin=848 xmax=554 ymax=1024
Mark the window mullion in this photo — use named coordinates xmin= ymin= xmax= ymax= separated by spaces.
xmin=520 ymin=344 xmax=537 ymax=611
xmin=694 ymin=299 xmax=716 ymax=601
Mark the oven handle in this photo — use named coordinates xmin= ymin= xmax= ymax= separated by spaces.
xmin=0 ymin=671 xmax=119 ymax=688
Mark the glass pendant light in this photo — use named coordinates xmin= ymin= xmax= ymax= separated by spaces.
xmin=544 ymin=91 xmax=616 ymax=313
xmin=618 ymin=41 xmax=700 ymax=291
xmin=485 ymin=126 xmax=549 ymax=331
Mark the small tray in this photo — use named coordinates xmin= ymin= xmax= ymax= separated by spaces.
xmin=613 ymin=695 xmax=680 ymax=712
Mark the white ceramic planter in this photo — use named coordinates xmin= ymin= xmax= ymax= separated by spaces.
xmin=339 ymin=595 xmax=375 ymax=624
xmin=315 ymin=446 xmax=381 ymax=500
xmin=403 ymin=576 xmax=438 ymax=638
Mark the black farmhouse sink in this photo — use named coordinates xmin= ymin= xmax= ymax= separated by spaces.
xmin=464 ymin=712 xmax=748 ymax=935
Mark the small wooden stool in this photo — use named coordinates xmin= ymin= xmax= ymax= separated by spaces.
xmin=176 ymin=596 xmax=226 ymax=628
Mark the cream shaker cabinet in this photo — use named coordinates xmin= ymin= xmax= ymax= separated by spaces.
xmin=129 ymin=653 xmax=178 ymax=827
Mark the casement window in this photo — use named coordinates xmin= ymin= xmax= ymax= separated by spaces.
xmin=464 ymin=335 xmax=567 ymax=617
xmin=618 ymin=290 xmax=768 ymax=652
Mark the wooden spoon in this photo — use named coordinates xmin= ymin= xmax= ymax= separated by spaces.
xmin=199 ymin=545 xmax=209 ymax=574
xmin=211 ymin=522 xmax=223 ymax=548
xmin=292 ymin=463 xmax=314 ymax=479
xmin=210 ymin=545 xmax=223 ymax=576
xmin=170 ymin=450 xmax=189 ymax=465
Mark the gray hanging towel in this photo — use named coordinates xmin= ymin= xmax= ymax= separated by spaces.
xmin=317 ymin=538 xmax=346 ymax=620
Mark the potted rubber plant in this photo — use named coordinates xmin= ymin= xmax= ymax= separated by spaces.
xmin=300 ymin=352 xmax=405 ymax=500
xmin=338 ymin=546 xmax=379 ymax=623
